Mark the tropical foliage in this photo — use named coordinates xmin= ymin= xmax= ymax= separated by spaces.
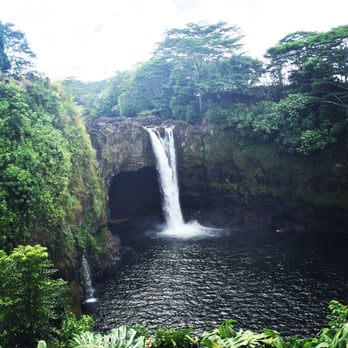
xmin=0 ymin=76 xmax=105 ymax=260
xmin=0 ymin=245 xmax=94 ymax=348
xmin=0 ymin=245 xmax=68 ymax=347
xmin=60 ymin=300 xmax=348 ymax=348
xmin=65 ymin=23 xmax=348 ymax=155
xmin=0 ymin=19 xmax=105 ymax=346
xmin=70 ymin=325 xmax=146 ymax=348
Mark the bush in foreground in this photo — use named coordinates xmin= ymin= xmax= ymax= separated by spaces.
xmin=66 ymin=300 xmax=348 ymax=348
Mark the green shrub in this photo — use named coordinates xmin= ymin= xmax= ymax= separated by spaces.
xmin=69 ymin=301 xmax=348 ymax=348
xmin=153 ymin=326 xmax=196 ymax=348
xmin=0 ymin=245 xmax=69 ymax=348
xmin=70 ymin=325 xmax=146 ymax=348
xmin=60 ymin=312 xmax=94 ymax=347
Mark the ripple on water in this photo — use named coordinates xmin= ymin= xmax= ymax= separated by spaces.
xmin=92 ymin=229 xmax=348 ymax=337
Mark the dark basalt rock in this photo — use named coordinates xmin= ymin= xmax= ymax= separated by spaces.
xmin=87 ymin=116 xmax=348 ymax=235
xmin=94 ymin=233 xmax=122 ymax=281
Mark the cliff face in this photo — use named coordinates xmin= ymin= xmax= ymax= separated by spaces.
xmin=175 ymin=123 xmax=348 ymax=234
xmin=86 ymin=117 xmax=164 ymax=226
xmin=86 ymin=117 xmax=156 ymax=182
xmin=87 ymin=117 xmax=348 ymax=235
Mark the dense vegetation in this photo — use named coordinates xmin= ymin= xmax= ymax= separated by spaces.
xmin=0 ymin=77 xmax=106 ymax=259
xmin=0 ymin=21 xmax=105 ymax=258
xmin=0 ymin=245 xmax=94 ymax=347
xmin=64 ymin=22 xmax=348 ymax=155
xmin=39 ymin=300 xmax=348 ymax=348
xmin=1 ymin=18 xmax=347 ymax=347
xmin=0 ymin=20 xmax=105 ymax=347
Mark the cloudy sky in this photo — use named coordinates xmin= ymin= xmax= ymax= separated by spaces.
xmin=1 ymin=0 xmax=347 ymax=81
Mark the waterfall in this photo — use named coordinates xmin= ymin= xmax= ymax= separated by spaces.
xmin=146 ymin=126 xmax=221 ymax=238
xmin=81 ymin=255 xmax=97 ymax=303
xmin=146 ymin=127 xmax=184 ymax=229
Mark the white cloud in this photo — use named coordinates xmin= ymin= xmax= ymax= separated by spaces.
xmin=1 ymin=0 xmax=347 ymax=80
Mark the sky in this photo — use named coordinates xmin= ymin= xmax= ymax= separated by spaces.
xmin=1 ymin=0 xmax=347 ymax=81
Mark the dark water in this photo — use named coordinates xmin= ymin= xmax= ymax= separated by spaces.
xmin=92 ymin=227 xmax=348 ymax=338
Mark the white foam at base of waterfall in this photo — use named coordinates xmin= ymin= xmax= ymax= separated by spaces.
xmin=160 ymin=220 xmax=224 ymax=239
xmin=85 ymin=297 xmax=98 ymax=303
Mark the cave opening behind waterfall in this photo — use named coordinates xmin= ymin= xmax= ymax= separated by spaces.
xmin=108 ymin=167 xmax=164 ymax=227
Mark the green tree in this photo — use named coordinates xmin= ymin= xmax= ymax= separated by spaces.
xmin=0 ymin=77 xmax=105 ymax=263
xmin=206 ymin=55 xmax=263 ymax=95
xmin=265 ymin=25 xmax=348 ymax=90
xmin=203 ymin=55 xmax=264 ymax=123
xmin=119 ymin=59 xmax=172 ymax=118
xmin=265 ymin=31 xmax=316 ymax=88
xmin=0 ymin=245 xmax=69 ymax=348
xmin=0 ymin=81 xmax=73 ymax=252
xmin=154 ymin=21 xmax=245 ymax=120
xmin=94 ymin=71 xmax=130 ymax=117
xmin=62 ymin=77 xmax=108 ymax=118
xmin=75 ymin=22 xmax=262 ymax=123
xmin=240 ymin=25 xmax=348 ymax=154
xmin=225 ymin=93 xmax=342 ymax=155
xmin=0 ymin=21 xmax=10 ymax=73
xmin=0 ymin=21 xmax=37 ymax=76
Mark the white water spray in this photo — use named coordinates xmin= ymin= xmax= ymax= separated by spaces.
xmin=146 ymin=126 xmax=222 ymax=239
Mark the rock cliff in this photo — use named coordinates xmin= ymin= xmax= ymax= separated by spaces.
xmin=87 ymin=117 xmax=348 ymax=235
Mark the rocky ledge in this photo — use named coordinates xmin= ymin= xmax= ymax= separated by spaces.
xmin=87 ymin=116 xmax=348 ymax=235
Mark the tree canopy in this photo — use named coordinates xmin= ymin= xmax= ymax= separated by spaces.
xmin=114 ymin=21 xmax=263 ymax=122
xmin=154 ymin=21 xmax=244 ymax=68
xmin=265 ymin=25 xmax=348 ymax=88
xmin=0 ymin=20 xmax=37 ymax=77
xmin=64 ymin=22 xmax=347 ymax=155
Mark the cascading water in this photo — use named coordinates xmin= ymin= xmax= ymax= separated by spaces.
xmin=146 ymin=127 xmax=184 ymax=229
xmin=146 ymin=126 xmax=221 ymax=238
xmin=81 ymin=255 xmax=97 ymax=303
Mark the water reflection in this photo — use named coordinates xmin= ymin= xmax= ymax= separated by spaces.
xmin=92 ymin=228 xmax=348 ymax=338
